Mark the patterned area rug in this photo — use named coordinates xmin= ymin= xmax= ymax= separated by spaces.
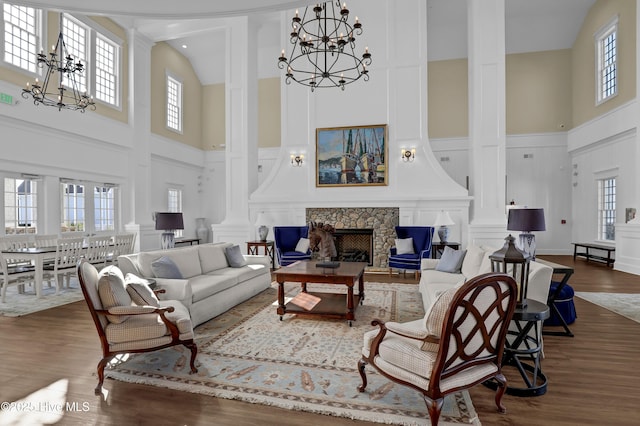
xmin=105 ymin=282 xmax=481 ymax=425
xmin=0 ymin=278 xmax=83 ymax=317
xmin=575 ymin=292 xmax=640 ymax=324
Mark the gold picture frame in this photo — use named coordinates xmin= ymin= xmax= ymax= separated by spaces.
xmin=316 ymin=124 xmax=388 ymax=187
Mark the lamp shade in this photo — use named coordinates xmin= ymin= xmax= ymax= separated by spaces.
xmin=254 ymin=212 xmax=267 ymax=226
xmin=434 ymin=211 xmax=455 ymax=227
xmin=155 ymin=212 xmax=184 ymax=230
xmin=507 ymin=208 xmax=545 ymax=232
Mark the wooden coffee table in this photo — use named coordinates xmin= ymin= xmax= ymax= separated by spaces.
xmin=274 ymin=261 xmax=367 ymax=326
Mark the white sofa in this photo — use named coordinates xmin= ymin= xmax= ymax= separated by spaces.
xmin=419 ymin=245 xmax=553 ymax=312
xmin=117 ymin=242 xmax=272 ymax=327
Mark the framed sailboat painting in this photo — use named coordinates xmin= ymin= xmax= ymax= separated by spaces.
xmin=316 ymin=124 xmax=388 ymax=187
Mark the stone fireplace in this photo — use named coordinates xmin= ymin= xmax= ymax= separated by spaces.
xmin=306 ymin=207 xmax=399 ymax=269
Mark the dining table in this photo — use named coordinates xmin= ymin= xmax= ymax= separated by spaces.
xmin=1 ymin=246 xmax=58 ymax=298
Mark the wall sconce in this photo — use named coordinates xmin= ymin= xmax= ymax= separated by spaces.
xmin=291 ymin=154 xmax=304 ymax=167
xmin=401 ymin=148 xmax=415 ymax=162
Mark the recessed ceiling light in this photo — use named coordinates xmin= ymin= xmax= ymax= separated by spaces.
xmin=182 ymin=44 xmax=187 ymax=49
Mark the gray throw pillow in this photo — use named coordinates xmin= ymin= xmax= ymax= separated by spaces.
xmin=151 ymin=256 xmax=183 ymax=279
xmin=125 ymin=273 xmax=160 ymax=307
xmin=435 ymin=246 xmax=467 ymax=273
xmin=224 ymin=245 xmax=247 ymax=268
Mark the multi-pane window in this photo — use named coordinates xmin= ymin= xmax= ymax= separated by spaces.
xmin=167 ymin=75 xmax=183 ymax=132
xmin=61 ymin=183 xmax=85 ymax=233
xmin=2 ymin=3 xmax=39 ymax=73
xmin=598 ymin=177 xmax=616 ymax=241
xmin=95 ymin=35 xmax=117 ymax=105
xmin=596 ymin=19 xmax=617 ymax=104
xmin=61 ymin=15 xmax=88 ymax=94
xmin=94 ymin=185 xmax=115 ymax=232
xmin=168 ymin=188 xmax=183 ymax=237
xmin=4 ymin=178 xmax=37 ymax=234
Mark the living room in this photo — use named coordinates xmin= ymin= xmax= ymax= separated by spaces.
xmin=1 ymin=0 xmax=640 ymax=425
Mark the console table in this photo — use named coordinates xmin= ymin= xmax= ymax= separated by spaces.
xmin=247 ymin=240 xmax=275 ymax=270
xmin=175 ymin=238 xmax=200 ymax=246
xmin=431 ymin=242 xmax=460 ymax=259
xmin=536 ymin=258 xmax=575 ymax=337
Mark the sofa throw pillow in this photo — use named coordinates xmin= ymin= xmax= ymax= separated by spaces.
xmin=125 ymin=273 xmax=160 ymax=307
xmin=295 ymin=237 xmax=310 ymax=253
xmin=97 ymin=266 xmax=133 ymax=324
xmin=435 ymin=246 xmax=467 ymax=273
xmin=395 ymin=237 xmax=414 ymax=255
xmin=151 ymin=256 xmax=183 ymax=279
xmin=224 ymin=244 xmax=247 ymax=268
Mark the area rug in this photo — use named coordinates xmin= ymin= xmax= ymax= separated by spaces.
xmin=575 ymin=292 xmax=640 ymax=324
xmin=0 ymin=278 xmax=83 ymax=317
xmin=105 ymin=282 xmax=481 ymax=425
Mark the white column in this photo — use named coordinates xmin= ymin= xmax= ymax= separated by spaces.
xmin=612 ymin=0 xmax=640 ymax=275
xmin=125 ymin=30 xmax=155 ymax=252
xmin=467 ymin=0 xmax=508 ymax=247
xmin=212 ymin=16 xmax=259 ymax=247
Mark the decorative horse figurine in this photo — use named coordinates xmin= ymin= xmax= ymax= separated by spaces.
xmin=308 ymin=221 xmax=337 ymax=259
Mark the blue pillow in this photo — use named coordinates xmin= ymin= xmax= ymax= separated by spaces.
xmin=224 ymin=245 xmax=247 ymax=268
xmin=151 ymin=256 xmax=183 ymax=279
xmin=435 ymin=247 xmax=467 ymax=273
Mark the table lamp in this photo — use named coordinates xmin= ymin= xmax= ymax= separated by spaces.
xmin=255 ymin=212 xmax=269 ymax=242
xmin=155 ymin=212 xmax=184 ymax=249
xmin=433 ymin=210 xmax=455 ymax=243
xmin=507 ymin=208 xmax=545 ymax=260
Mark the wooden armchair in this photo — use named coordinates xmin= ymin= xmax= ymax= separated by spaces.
xmin=77 ymin=260 xmax=198 ymax=395
xmin=358 ymin=272 xmax=518 ymax=426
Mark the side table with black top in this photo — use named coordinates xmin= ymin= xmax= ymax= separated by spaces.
xmin=431 ymin=242 xmax=461 ymax=259
xmin=247 ymin=240 xmax=276 ymax=270
xmin=502 ymin=300 xmax=550 ymax=397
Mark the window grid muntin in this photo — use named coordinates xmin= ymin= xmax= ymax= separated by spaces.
xmin=3 ymin=4 xmax=38 ymax=73
xmin=61 ymin=15 xmax=87 ymax=94
xmin=167 ymin=75 xmax=182 ymax=132
xmin=61 ymin=183 xmax=85 ymax=233
xmin=168 ymin=188 xmax=183 ymax=238
xmin=598 ymin=177 xmax=616 ymax=241
xmin=95 ymin=35 xmax=117 ymax=105
xmin=94 ymin=186 xmax=115 ymax=231
xmin=4 ymin=178 xmax=37 ymax=234
xmin=601 ymin=31 xmax=616 ymax=99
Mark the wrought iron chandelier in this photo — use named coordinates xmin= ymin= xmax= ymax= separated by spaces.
xmin=278 ymin=1 xmax=372 ymax=91
xmin=22 ymin=25 xmax=95 ymax=112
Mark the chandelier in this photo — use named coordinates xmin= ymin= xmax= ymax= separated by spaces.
xmin=22 ymin=28 xmax=95 ymax=112
xmin=278 ymin=1 xmax=372 ymax=91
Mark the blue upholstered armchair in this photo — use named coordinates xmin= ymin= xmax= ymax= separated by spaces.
xmin=273 ymin=226 xmax=312 ymax=267
xmin=388 ymin=226 xmax=434 ymax=277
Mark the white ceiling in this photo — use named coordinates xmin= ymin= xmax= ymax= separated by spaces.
xmin=32 ymin=0 xmax=597 ymax=86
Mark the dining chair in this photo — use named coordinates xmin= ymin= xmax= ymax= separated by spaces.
xmin=43 ymin=237 xmax=86 ymax=292
xmin=85 ymin=235 xmax=113 ymax=269
xmin=0 ymin=252 xmax=36 ymax=302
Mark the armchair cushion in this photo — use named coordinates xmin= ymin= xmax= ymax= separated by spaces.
xmin=151 ymin=256 xmax=183 ymax=279
xmin=435 ymin=247 xmax=466 ymax=273
xmin=125 ymin=273 xmax=160 ymax=307
xmin=224 ymin=245 xmax=247 ymax=268
xmin=97 ymin=266 xmax=133 ymax=324
xmin=395 ymin=238 xmax=415 ymax=255
xmin=295 ymin=237 xmax=310 ymax=253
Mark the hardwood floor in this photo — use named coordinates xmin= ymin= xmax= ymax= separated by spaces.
xmin=0 ymin=255 xmax=639 ymax=425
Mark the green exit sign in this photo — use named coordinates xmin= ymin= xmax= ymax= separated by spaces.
xmin=0 ymin=92 xmax=14 ymax=105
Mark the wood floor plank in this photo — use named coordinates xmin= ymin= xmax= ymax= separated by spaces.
xmin=0 ymin=255 xmax=639 ymax=425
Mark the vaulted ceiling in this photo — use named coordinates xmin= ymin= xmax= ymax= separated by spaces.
xmin=29 ymin=0 xmax=596 ymax=85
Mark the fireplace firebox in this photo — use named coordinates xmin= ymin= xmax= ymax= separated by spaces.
xmin=333 ymin=229 xmax=374 ymax=266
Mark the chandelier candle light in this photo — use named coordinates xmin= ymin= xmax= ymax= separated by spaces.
xmin=22 ymin=17 xmax=95 ymax=112
xmin=278 ymin=1 xmax=372 ymax=91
